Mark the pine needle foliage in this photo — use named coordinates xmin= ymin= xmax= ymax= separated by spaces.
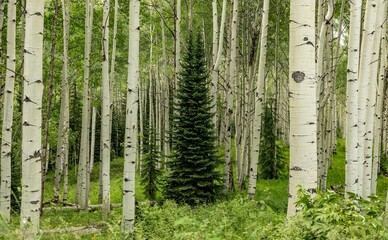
xmin=259 ymin=99 xmax=287 ymax=179
xmin=141 ymin=126 xmax=161 ymax=201
xmin=165 ymin=32 xmax=221 ymax=205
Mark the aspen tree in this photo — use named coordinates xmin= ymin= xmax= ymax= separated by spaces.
xmin=287 ymin=0 xmax=317 ymax=217
xmin=248 ymin=0 xmax=269 ymax=200
xmin=122 ymin=0 xmax=140 ymax=232
xmin=345 ymin=0 xmax=362 ymax=196
xmin=212 ymin=0 xmax=227 ymax=141
xmin=0 ymin=0 xmax=5 ymax=57
xmin=76 ymin=0 xmax=93 ymax=209
xmin=54 ymin=0 xmax=70 ymax=202
xmin=174 ymin=0 xmax=181 ymax=92
xmin=372 ymin=31 xmax=387 ymax=194
xmin=0 ymin=0 xmax=16 ymax=222
xmin=90 ymin=107 xmax=97 ymax=173
xmin=224 ymin=0 xmax=238 ymax=193
xmin=41 ymin=0 xmax=59 ymax=211
xmin=101 ymin=0 xmax=111 ymax=219
xmin=20 ymin=0 xmax=45 ymax=235
xmin=367 ymin=0 xmax=387 ymax=195
xmin=357 ymin=0 xmax=378 ymax=197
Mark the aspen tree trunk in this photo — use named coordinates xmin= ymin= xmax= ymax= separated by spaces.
xmin=122 ymin=0 xmax=139 ymax=233
xmin=109 ymin=0 xmax=118 ymax=143
xmin=223 ymin=0 xmax=238 ymax=194
xmin=20 ymin=0 xmax=45 ymax=235
xmin=90 ymin=107 xmax=97 ymax=173
xmin=54 ymin=0 xmax=70 ymax=202
xmin=174 ymin=0 xmax=181 ymax=92
xmin=0 ymin=0 xmax=5 ymax=58
xmin=366 ymin=0 xmax=387 ymax=195
xmin=211 ymin=0 xmax=218 ymax=126
xmin=372 ymin=32 xmax=387 ymax=194
xmin=357 ymin=0 xmax=378 ymax=197
xmin=76 ymin=0 xmax=93 ymax=209
xmin=345 ymin=0 xmax=362 ymax=196
xmin=248 ymin=0 xmax=269 ymax=200
xmin=287 ymin=0 xmax=317 ymax=217
xmin=41 ymin=0 xmax=59 ymax=212
xmin=158 ymin=0 xmax=170 ymax=167
xmin=316 ymin=0 xmax=333 ymax=190
xmin=0 ymin=0 xmax=16 ymax=222
xmin=101 ymin=0 xmax=111 ymax=219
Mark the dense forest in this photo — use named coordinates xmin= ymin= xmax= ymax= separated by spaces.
xmin=0 ymin=0 xmax=388 ymax=239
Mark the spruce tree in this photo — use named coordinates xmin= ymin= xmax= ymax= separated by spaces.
xmin=165 ymin=32 xmax=221 ymax=205
xmin=141 ymin=126 xmax=161 ymax=200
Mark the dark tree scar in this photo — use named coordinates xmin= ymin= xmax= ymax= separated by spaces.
xmin=292 ymin=71 xmax=305 ymax=83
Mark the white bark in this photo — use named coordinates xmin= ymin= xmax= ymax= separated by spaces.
xmin=248 ymin=0 xmax=269 ymax=200
xmin=101 ymin=0 xmax=111 ymax=219
xmin=287 ymin=0 xmax=317 ymax=217
xmin=54 ymin=0 xmax=70 ymax=202
xmin=174 ymin=0 xmax=181 ymax=92
xmin=20 ymin=0 xmax=45 ymax=235
xmin=90 ymin=107 xmax=97 ymax=173
xmin=211 ymin=0 xmax=218 ymax=125
xmin=345 ymin=0 xmax=362 ymax=196
xmin=369 ymin=0 xmax=387 ymax=195
xmin=122 ymin=0 xmax=139 ymax=233
xmin=357 ymin=0 xmax=378 ymax=197
xmin=77 ymin=0 xmax=93 ymax=209
xmin=0 ymin=0 xmax=16 ymax=222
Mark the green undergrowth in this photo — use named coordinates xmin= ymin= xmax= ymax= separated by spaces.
xmin=2 ymin=139 xmax=388 ymax=239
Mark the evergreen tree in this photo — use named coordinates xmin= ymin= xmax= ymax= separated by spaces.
xmin=259 ymin=99 xmax=287 ymax=179
xmin=165 ymin=32 xmax=221 ymax=205
xmin=141 ymin=127 xmax=161 ymax=200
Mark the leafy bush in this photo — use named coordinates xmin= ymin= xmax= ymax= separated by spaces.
xmin=260 ymin=188 xmax=388 ymax=240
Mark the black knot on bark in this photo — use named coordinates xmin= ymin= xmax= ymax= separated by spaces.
xmin=292 ymin=71 xmax=305 ymax=83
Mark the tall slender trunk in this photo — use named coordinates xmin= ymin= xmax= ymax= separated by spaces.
xmin=101 ymin=0 xmax=111 ymax=219
xmin=90 ymin=107 xmax=97 ymax=173
xmin=372 ymin=29 xmax=387 ymax=194
xmin=20 ymin=0 xmax=45 ymax=235
xmin=76 ymin=0 xmax=94 ymax=209
xmin=248 ymin=0 xmax=269 ymax=199
xmin=0 ymin=0 xmax=16 ymax=222
xmin=41 ymin=0 xmax=59 ymax=213
xmin=122 ymin=0 xmax=140 ymax=233
xmin=0 ymin=1 xmax=5 ymax=59
xmin=366 ymin=0 xmax=387 ymax=195
xmin=357 ymin=0 xmax=378 ymax=197
xmin=345 ymin=0 xmax=362 ymax=196
xmin=174 ymin=0 xmax=181 ymax=92
xmin=287 ymin=0 xmax=317 ymax=217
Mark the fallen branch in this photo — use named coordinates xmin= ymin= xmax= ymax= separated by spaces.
xmin=44 ymin=203 xmax=122 ymax=212
xmin=39 ymin=224 xmax=103 ymax=236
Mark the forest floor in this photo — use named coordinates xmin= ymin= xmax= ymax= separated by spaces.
xmin=1 ymin=139 xmax=388 ymax=239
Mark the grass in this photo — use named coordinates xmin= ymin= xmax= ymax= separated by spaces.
xmin=1 ymin=138 xmax=388 ymax=239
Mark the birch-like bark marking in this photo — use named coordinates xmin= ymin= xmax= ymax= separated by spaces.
xmin=0 ymin=0 xmax=16 ymax=222
xmin=76 ymin=0 xmax=93 ymax=209
xmin=54 ymin=0 xmax=70 ymax=202
xmin=368 ymin=0 xmax=387 ymax=195
xmin=20 ymin=0 xmax=45 ymax=235
xmin=345 ymin=0 xmax=362 ymax=196
xmin=122 ymin=0 xmax=139 ymax=233
xmin=174 ymin=0 xmax=181 ymax=92
xmin=101 ymin=0 xmax=111 ymax=219
xmin=357 ymin=0 xmax=378 ymax=197
xmin=90 ymin=107 xmax=97 ymax=173
xmin=372 ymin=30 xmax=387 ymax=194
xmin=248 ymin=0 xmax=269 ymax=200
xmin=287 ymin=0 xmax=317 ymax=217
